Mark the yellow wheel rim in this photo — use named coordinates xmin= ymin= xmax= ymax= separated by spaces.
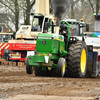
xmin=48 ymin=67 xmax=52 ymax=71
xmin=32 ymin=66 xmax=34 ymax=70
xmin=81 ymin=49 xmax=86 ymax=73
xmin=63 ymin=63 xmax=65 ymax=74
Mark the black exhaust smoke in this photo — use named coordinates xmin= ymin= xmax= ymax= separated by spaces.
xmin=52 ymin=0 xmax=68 ymax=20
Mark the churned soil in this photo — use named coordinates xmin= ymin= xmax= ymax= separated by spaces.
xmin=0 ymin=65 xmax=100 ymax=100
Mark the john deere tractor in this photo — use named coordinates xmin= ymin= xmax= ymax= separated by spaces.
xmin=26 ymin=20 xmax=88 ymax=78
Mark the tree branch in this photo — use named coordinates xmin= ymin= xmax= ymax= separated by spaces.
xmin=74 ymin=0 xmax=79 ymax=4
xmin=0 ymin=0 xmax=15 ymax=13
xmin=88 ymin=0 xmax=94 ymax=13
xmin=30 ymin=0 xmax=35 ymax=9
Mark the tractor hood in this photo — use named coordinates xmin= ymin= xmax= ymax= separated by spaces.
xmin=36 ymin=33 xmax=67 ymax=55
xmin=37 ymin=33 xmax=64 ymax=41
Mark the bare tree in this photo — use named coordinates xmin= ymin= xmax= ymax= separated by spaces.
xmin=18 ymin=0 xmax=35 ymax=25
xmin=24 ymin=0 xmax=35 ymax=25
xmin=0 ymin=0 xmax=19 ymax=31
xmin=70 ymin=0 xmax=81 ymax=19
xmin=0 ymin=0 xmax=36 ymax=30
xmin=88 ymin=0 xmax=100 ymax=18
xmin=70 ymin=0 xmax=74 ymax=19
xmin=14 ymin=0 xmax=19 ymax=31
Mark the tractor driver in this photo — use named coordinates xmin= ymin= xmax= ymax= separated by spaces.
xmin=59 ymin=23 xmax=68 ymax=49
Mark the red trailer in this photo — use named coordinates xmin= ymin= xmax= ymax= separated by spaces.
xmin=0 ymin=43 xmax=9 ymax=58
xmin=8 ymin=42 xmax=36 ymax=62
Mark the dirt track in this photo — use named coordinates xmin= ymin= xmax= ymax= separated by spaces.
xmin=0 ymin=65 xmax=100 ymax=100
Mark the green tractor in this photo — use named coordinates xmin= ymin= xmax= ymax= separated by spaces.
xmin=26 ymin=20 xmax=88 ymax=78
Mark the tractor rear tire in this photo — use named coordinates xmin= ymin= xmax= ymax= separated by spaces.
xmin=34 ymin=67 xmax=47 ymax=76
xmin=26 ymin=57 xmax=34 ymax=74
xmin=66 ymin=41 xmax=88 ymax=78
xmin=57 ymin=58 xmax=66 ymax=77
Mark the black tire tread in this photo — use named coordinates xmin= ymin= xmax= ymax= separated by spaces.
xmin=66 ymin=41 xmax=87 ymax=78
xmin=57 ymin=58 xmax=66 ymax=77
xmin=34 ymin=67 xmax=47 ymax=76
xmin=26 ymin=57 xmax=33 ymax=74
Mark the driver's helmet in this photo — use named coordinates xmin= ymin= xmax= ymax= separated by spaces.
xmin=60 ymin=23 xmax=67 ymax=30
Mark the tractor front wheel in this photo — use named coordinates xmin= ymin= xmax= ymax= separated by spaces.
xmin=57 ymin=58 xmax=66 ymax=77
xmin=26 ymin=57 xmax=34 ymax=74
